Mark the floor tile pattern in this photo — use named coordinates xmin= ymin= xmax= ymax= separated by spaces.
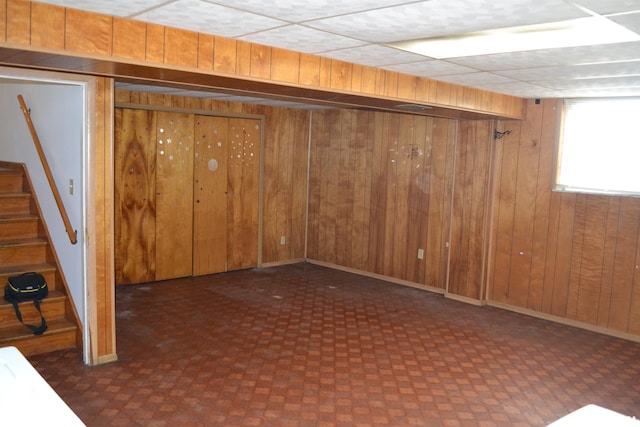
xmin=28 ymin=263 xmax=640 ymax=426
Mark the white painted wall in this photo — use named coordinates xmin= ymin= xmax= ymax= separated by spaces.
xmin=0 ymin=78 xmax=85 ymax=328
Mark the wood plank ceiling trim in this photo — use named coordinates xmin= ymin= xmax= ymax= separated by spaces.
xmin=0 ymin=0 xmax=526 ymax=120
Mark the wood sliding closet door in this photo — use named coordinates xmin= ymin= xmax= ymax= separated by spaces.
xmin=115 ymin=109 xmax=194 ymax=285
xmin=193 ymin=116 xmax=228 ymax=275
xmin=114 ymin=108 xmax=157 ymax=285
xmin=154 ymin=111 xmax=195 ymax=281
xmin=227 ymin=118 xmax=261 ymax=271
xmin=193 ymin=116 xmax=261 ymax=275
xmin=116 ymin=109 xmax=261 ymax=284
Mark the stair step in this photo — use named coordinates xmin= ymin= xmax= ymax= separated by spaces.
xmin=0 ymin=263 xmax=57 ymax=286
xmin=0 ymin=239 xmax=48 ymax=267
xmin=0 ymin=214 xmax=39 ymax=240
xmin=0 ymin=318 xmax=77 ymax=357
xmin=0 ymin=192 xmax=32 ymax=215
xmin=0 ymin=163 xmax=79 ymax=357
xmin=0 ymin=290 xmax=67 ymax=327
xmin=0 ymin=169 xmax=24 ymax=193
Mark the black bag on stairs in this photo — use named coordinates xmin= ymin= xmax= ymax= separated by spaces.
xmin=4 ymin=272 xmax=48 ymax=335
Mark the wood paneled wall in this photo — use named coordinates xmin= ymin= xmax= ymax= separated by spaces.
xmin=0 ymin=0 xmax=525 ymax=120
xmin=115 ymin=90 xmax=310 ymax=265
xmin=488 ymin=98 xmax=640 ymax=337
xmin=307 ymin=109 xmax=456 ymax=290
xmin=448 ymin=120 xmax=495 ymax=300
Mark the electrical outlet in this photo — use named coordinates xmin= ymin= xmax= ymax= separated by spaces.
xmin=417 ymin=248 xmax=424 ymax=260
xmin=280 ymin=236 xmax=286 ymax=245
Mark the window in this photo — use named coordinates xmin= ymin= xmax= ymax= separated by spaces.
xmin=556 ymin=97 xmax=640 ymax=197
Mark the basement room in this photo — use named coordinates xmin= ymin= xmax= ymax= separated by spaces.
xmin=1 ymin=0 xmax=640 ymax=426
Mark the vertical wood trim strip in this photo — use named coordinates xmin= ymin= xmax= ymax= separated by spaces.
xmin=92 ymin=76 xmax=116 ymax=363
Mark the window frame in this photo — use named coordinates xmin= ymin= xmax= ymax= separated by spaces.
xmin=553 ymin=97 xmax=640 ymax=198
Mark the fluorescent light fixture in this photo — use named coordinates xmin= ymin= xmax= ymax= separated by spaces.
xmin=388 ymin=17 xmax=640 ymax=59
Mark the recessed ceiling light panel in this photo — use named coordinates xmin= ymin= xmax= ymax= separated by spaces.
xmin=388 ymin=17 xmax=640 ymax=59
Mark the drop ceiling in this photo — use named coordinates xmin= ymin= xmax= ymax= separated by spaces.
xmin=32 ymin=0 xmax=640 ymax=99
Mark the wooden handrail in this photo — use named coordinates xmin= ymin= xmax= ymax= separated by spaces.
xmin=17 ymin=95 xmax=78 ymax=245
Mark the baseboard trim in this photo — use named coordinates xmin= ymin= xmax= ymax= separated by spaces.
xmin=487 ymin=300 xmax=640 ymax=344
xmin=445 ymin=292 xmax=485 ymax=306
xmin=95 ymin=353 xmax=118 ymax=365
xmin=260 ymin=259 xmax=306 ymax=268
xmin=306 ymin=259 xmax=445 ymax=295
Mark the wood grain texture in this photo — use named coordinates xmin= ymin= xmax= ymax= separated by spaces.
xmin=330 ymin=59 xmax=352 ymax=91
xmin=94 ymin=77 xmax=116 ymax=361
xmin=30 ymin=2 xmax=64 ymax=49
xmin=307 ymin=109 xmax=455 ymax=289
xmin=64 ymin=8 xmax=112 ymax=55
xmin=236 ymin=40 xmax=251 ymax=77
xmin=607 ymin=198 xmax=640 ymax=331
xmin=197 ymin=33 xmax=214 ymax=71
xmin=526 ymin=101 xmax=557 ymax=311
xmin=145 ymin=23 xmax=164 ymax=63
xmin=193 ymin=115 xmax=228 ymax=275
xmin=113 ymin=18 xmax=146 ymax=61
xmin=227 ymin=118 xmax=261 ymax=270
xmin=0 ymin=0 xmax=6 ymax=43
xmin=448 ymin=120 xmax=493 ymax=300
xmin=114 ymin=108 xmax=157 ymax=285
xmin=299 ymin=53 xmax=320 ymax=87
xmin=487 ymin=99 xmax=640 ymax=336
xmin=115 ymin=100 xmax=275 ymax=278
xmin=154 ymin=111 xmax=194 ymax=280
xmin=427 ymin=119 xmax=455 ymax=290
xmin=1 ymin=0 xmax=526 ymax=120
xmin=164 ymin=27 xmax=198 ymax=68
xmin=250 ymin=43 xmax=271 ymax=79
xmin=270 ymin=48 xmax=299 ymax=83
xmin=6 ymin=0 xmax=29 ymax=44
xmin=213 ymin=36 xmax=236 ymax=73
xmin=261 ymin=107 xmax=309 ymax=263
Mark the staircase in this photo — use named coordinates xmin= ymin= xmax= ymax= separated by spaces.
xmin=0 ymin=162 xmax=79 ymax=356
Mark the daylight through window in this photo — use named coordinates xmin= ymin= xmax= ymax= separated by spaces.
xmin=556 ymin=97 xmax=640 ymax=197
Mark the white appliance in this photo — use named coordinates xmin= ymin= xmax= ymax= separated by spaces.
xmin=549 ymin=404 xmax=640 ymax=427
xmin=0 ymin=346 xmax=85 ymax=426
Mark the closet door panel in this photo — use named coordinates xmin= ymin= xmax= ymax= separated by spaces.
xmin=114 ymin=108 xmax=157 ymax=285
xmin=227 ymin=118 xmax=261 ymax=270
xmin=155 ymin=111 xmax=195 ymax=280
xmin=193 ymin=115 xmax=229 ymax=275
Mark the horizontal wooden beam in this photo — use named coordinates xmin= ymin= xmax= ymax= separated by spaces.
xmin=0 ymin=0 xmax=526 ymax=120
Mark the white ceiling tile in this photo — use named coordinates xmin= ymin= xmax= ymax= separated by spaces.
xmin=238 ymin=26 xmax=363 ymax=54
xmin=473 ymin=81 xmax=560 ymax=98
xmin=573 ymin=0 xmax=640 ymax=15
xmin=431 ymin=72 xmax=519 ymax=87
xmin=320 ymin=45 xmax=426 ymax=67
xmin=306 ymin=0 xmax=588 ymax=43
xmin=609 ymin=12 xmax=640 ymax=34
xmin=498 ymin=61 xmax=640 ymax=81
xmin=382 ymin=60 xmax=478 ymax=77
xmin=134 ymin=0 xmax=287 ymax=38
xmin=31 ymin=0 xmax=640 ymax=99
xmin=447 ymin=42 xmax=640 ymax=71
xmin=533 ymin=75 xmax=640 ymax=90
xmin=203 ymin=0 xmax=414 ymax=22
xmin=28 ymin=0 xmax=168 ymax=16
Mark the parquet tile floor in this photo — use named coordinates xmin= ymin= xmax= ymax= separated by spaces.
xmin=28 ymin=263 xmax=640 ymax=426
